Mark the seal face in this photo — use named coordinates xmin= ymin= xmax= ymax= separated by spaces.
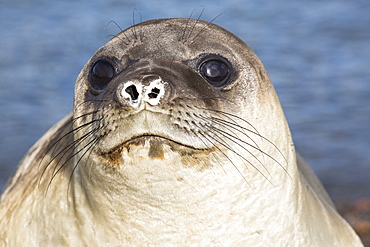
xmin=77 ymin=32 xmax=239 ymax=153
xmin=0 ymin=18 xmax=363 ymax=246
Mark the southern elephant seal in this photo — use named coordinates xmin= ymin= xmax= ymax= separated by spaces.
xmin=0 ymin=18 xmax=363 ymax=246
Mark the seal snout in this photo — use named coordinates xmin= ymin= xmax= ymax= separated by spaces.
xmin=120 ymin=77 xmax=167 ymax=109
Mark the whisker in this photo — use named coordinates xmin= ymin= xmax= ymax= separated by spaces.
xmin=202 ymin=123 xmax=274 ymax=186
xmin=201 ymin=113 xmax=262 ymax=154
xmin=197 ymin=130 xmax=254 ymax=191
xmin=190 ymin=129 xmax=228 ymax=176
xmin=106 ymin=20 xmax=123 ymax=32
xmin=199 ymin=108 xmax=260 ymax=134
xmin=131 ymin=8 xmax=140 ymax=41
xmin=45 ymin=125 xmax=102 ymax=194
xmin=204 ymin=114 xmax=289 ymax=178
xmin=75 ymin=99 xmax=111 ymax=108
xmin=180 ymin=9 xmax=196 ymax=42
xmin=185 ymin=7 xmax=204 ymax=41
xmin=204 ymin=122 xmax=271 ymax=176
xmin=40 ymin=116 xmax=103 ymax=187
xmin=40 ymin=113 xmax=100 ymax=159
xmin=37 ymin=112 xmax=99 ymax=174
xmin=191 ymin=12 xmax=225 ymax=43
xmin=201 ymin=108 xmax=289 ymax=168
xmin=66 ymin=135 xmax=104 ymax=195
xmin=210 ymin=116 xmax=267 ymax=160
xmin=38 ymin=116 xmax=101 ymax=176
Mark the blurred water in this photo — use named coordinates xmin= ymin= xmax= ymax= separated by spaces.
xmin=0 ymin=0 xmax=369 ymax=202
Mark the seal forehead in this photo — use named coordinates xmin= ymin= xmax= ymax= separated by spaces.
xmin=104 ymin=18 xmax=246 ymax=61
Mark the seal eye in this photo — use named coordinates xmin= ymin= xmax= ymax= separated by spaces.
xmin=90 ymin=60 xmax=115 ymax=90
xmin=199 ymin=58 xmax=231 ymax=87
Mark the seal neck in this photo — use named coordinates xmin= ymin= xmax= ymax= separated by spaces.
xmin=70 ymin=144 xmax=302 ymax=244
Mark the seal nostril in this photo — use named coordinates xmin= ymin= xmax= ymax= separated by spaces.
xmin=125 ymin=85 xmax=139 ymax=100
xmin=148 ymin=87 xmax=160 ymax=99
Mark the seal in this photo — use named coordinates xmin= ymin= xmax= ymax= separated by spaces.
xmin=0 ymin=18 xmax=363 ymax=246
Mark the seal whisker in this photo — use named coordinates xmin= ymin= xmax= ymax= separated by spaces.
xmin=206 ymin=114 xmax=290 ymax=177
xmin=180 ymin=9 xmax=196 ymax=42
xmin=201 ymin=123 xmax=274 ymax=186
xmin=195 ymin=108 xmax=267 ymax=165
xmin=40 ymin=117 xmax=103 ymax=185
xmin=199 ymin=108 xmax=261 ymax=134
xmin=204 ymin=122 xmax=271 ymax=177
xmin=105 ymin=20 xmax=126 ymax=42
xmin=201 ymin=108 xmax=289 ymax=169
xmin=106 ymin=20 xmax=123 ymax=32
xmin=45 ymin=124 xmax=103 ymax=193
xmin=38 ymin=114 xmax=99 ymax=161
xmin=189 ymin=129 xmax=229 ymax=176
xmin=211 ymin=117 xmax=290 ymax=177
xmin=37 ymin=112 xmax=99 ymax=174
xmin=111 ymin=31 xmax=131 ymax=46
xmin=72 ymin=111 xmax=101 ymax=121
xmin=191 ymin=12 xmax=225 ymax=43
xmin=66 ymin=135 xmax=104 ymax=195
xmin=209 ymin=116 xmax=266 ymax=161
xmin=131 ymin=8 xmax=144 ymax=42
xmin=196 ymin=130 xmax=255 ymax=191
xmin=195 ymin=109 xmax=262 ymax=148
xmin=131 ymin=8 xmax=138 ymax=40
xmin=184 ymin=7 xmax=204 ymax=42
xmin=196 ymin=114 xmax=267 ymax=165
xmin=75 ymin=99 xmax=111 ymax=108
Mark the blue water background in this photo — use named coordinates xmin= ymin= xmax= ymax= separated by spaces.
xmin=0 ymin=0 xmax=369 ymax=202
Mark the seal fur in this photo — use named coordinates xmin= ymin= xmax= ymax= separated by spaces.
xmin=0 ymin=18 xmax=363 ymax=246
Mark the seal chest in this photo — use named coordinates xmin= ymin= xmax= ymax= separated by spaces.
xmin=0 ymin=18 xmax=363 ymax=246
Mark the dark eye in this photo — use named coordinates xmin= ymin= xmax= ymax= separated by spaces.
xmin=199 ymin=57 xmax=232 ymax=87
xmin=89 ymin=60 xmax=115 ymax=91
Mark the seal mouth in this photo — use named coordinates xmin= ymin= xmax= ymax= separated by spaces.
xmin=100 ymin=134 xmax=208 ymax=156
